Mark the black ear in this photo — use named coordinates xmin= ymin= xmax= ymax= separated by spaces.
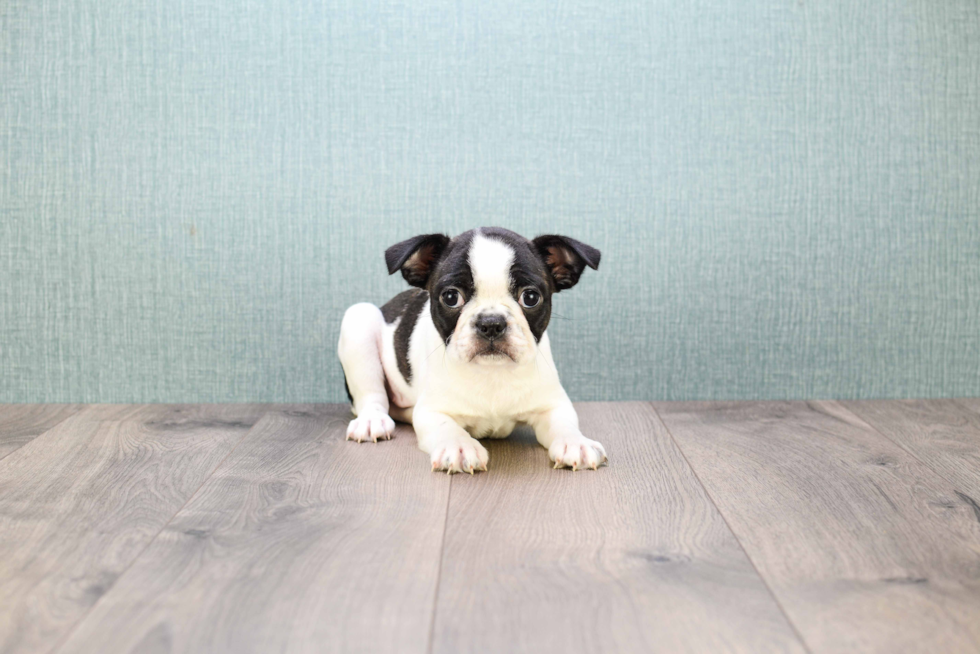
xmin=532 ymin=234 xmax=601 ymax=291
xmin=385 ymin=233 xmax=451 ymax=288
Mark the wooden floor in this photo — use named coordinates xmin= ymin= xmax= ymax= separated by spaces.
xmin=1 ymin=401 xmax=979 ymax=654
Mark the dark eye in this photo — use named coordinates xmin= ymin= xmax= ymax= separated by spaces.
xmin=520 ymin=289 xmax=541 ymax=308
xmin=441 ymin=289 xmax=463 ymax=308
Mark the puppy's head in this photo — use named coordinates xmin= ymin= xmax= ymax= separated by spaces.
xmin=385 ymin=228 xmax=600 ymax=366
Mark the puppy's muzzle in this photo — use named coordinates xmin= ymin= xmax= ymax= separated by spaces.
xmin=474 ymin=313 xmax=508 ymax=342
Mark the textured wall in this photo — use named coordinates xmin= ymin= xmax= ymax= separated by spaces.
xmin=2 ymin=0 xmax=979 ymax=403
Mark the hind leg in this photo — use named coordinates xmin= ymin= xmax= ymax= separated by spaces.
xmin=338 ymin=303 xmax=396 ymax=442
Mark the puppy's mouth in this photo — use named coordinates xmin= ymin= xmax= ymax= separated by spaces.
xmin=469 ymin=342 xmax=516 ymax=362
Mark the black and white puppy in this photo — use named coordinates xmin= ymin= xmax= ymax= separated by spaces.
xmin=337 ymin=227 xmax=606 ymax=474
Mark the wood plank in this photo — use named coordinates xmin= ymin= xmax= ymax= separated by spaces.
xmin=655 ymin=400 xmax=980 ymax=654
xmin=955 ymin=398 xmax=980 ymax=419
xmin=842 ymin=399 xmax=980 ymax=499
xmin=0 ymin=404 xmax=267 ymax=654
xmin=431 ymin=402 xmax=807 ymax=654
xmin=56 ymin=405 xmax=451 ymax=654
xmin=0 ymin=404 xmax=84 ymax=461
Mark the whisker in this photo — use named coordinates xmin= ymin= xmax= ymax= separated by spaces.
xmin=533 ymin=347 xmax=546 ymax=372
xmin=425 ymin=343 xmax=444 ymax=360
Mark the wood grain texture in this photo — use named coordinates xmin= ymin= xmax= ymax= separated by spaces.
xmin=0 ymin=404 xmax=83 ymax=461
xmin=655 ymin=400 xmax=980 ymax=654
xmin=0 ymin=404 xmax=266 ymax=654
xmin=56 ymin=405 xmax=451 ymax=654
xmin=956 ymin=398 xmax=980 ymax=419
xmin=842 ymin=399 xmax=980 ymax=499
xmin=431 ymin=402 xmax=806 ymax=654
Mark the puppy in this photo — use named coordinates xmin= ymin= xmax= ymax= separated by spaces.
xmin=337 ymin=227 xmax=606 ymax=474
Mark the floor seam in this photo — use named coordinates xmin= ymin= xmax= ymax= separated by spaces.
xmin=831 ymin=399 xmax=980 ymax=648
xmin=44 ymin=406 xmax=275 ymax=654
xmin=426 ymin=475 xmax=453 ymax=654
xmin=648 ymin=402 xmax=815 ymax=654
xmin=0 ymin=405 xmax=87 ymax=464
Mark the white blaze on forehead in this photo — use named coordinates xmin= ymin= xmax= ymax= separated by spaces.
xmin=468 ymin=234 xmax=514 ymax=299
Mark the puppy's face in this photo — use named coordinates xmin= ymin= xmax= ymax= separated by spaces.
xmin=385 ymin=228 xmax=600 ymax=367
xmin=430 ymin=231 xmax=548 ymax=365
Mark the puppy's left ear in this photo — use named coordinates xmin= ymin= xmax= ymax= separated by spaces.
xmin=385 ymin=233 xmax=451 ymax=288
xmin=532 ymin=235 xmax=601 ymax=292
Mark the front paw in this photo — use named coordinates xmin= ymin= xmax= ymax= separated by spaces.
xmin=550 ymin=435 xmax=608 ymax=471
xmin=346 ymin=407 xmax=395 ymax=443
xmin=430 ymin=436 xmax=489 ymax=475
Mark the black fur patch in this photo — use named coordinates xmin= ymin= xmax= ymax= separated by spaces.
xmin=426 ymin=230 xmax=477 ymax=344
xmin=381 ymin=289 xmax=421 ymax=323
xmin=392 ymin=290 xmax=428 ymax=383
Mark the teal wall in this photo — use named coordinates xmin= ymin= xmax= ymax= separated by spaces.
xmin=2 ymin=0 xmax=979 ymax=403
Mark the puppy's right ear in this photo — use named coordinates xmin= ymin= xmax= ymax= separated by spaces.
xmin=385 ymin=234 xmax=451 ymax=288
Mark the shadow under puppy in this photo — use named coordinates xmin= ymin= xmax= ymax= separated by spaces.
xmin=338 ymin=227 xmax=606 ymax=474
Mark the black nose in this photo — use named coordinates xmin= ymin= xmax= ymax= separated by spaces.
xmin=475 ymin=314 xmax=508 ymax=340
